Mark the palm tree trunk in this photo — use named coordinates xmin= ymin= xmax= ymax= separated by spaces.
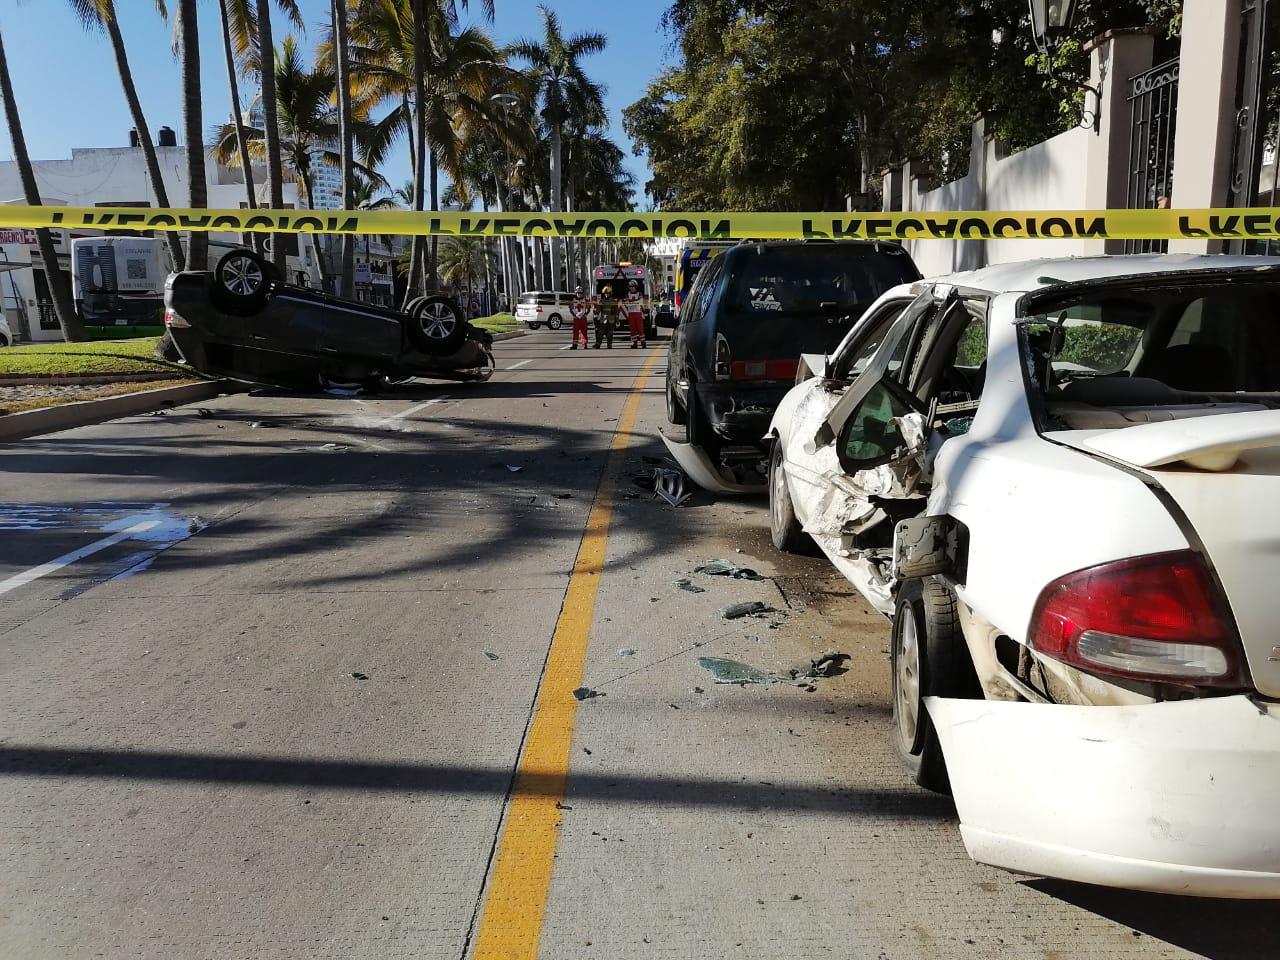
xmin=403 ymin=0 xmax=427 ymax=309
xmin=255 ymin=0 xmax=285 ymax=273
xmin=549 ymin=122 xmax=563 ymax=290
xmin=104 ymin=7 xmax=185 ymax=272
xmin=219 ymin=0 xmax=258 ymax=256
xmin=177 ymin=0 xmax=208 ymax=271
xmin=427 ymin=148 xmax=439 ymax=290
xmin=332 ymin=0 xmax=355 ymax=298
xmin=0 ymin=27 xmax=83 ymax=341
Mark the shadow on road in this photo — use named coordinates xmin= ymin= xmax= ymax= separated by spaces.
xmin=1027 ymin=879 xmax=1280 ymax=959
xmin=0 ymin=743 xmax=953 ymax=820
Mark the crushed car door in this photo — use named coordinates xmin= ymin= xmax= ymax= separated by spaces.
xmin=783 ymin=293 xmax=922 ymax=527
xmin=785 ymin=289 xmax=941 ymax=540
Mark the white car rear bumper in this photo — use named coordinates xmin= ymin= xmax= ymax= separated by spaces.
xmin=927 ymin=695 xmax=1280 ymax=898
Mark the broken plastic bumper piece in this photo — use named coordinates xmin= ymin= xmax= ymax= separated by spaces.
xmin=927 ymin=695 xmax=1280 ymax=898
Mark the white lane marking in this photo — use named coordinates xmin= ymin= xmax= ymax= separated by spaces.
xmin=558 ymin=344 xmax=574 ymax=351
xmin=378 ymin=396 xmax=453 ymax=426
xmin=0 ymin=520 xmax=162 ymax=597
xmin=505 ymin=359 xmax=534 ymax=371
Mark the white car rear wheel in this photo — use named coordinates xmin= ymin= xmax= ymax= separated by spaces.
xmin=892 ymin=577 xmax=981 ymax=794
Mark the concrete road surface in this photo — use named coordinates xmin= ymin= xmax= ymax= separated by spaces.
xmin=0 ymin=332 xmax=1270 ymax=959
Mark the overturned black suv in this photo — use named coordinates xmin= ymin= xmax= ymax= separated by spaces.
xmin=663 ymin=240 xmax=920 ymax=490
xmin=164 ymin=248 xmax=494 ymax=391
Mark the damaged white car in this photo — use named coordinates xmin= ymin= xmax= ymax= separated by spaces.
xmin=767 ymin=254 xmax=1280 ymax=898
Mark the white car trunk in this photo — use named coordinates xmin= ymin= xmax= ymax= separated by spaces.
xmin=1049 ymin=410 xmax=1280 ymax=698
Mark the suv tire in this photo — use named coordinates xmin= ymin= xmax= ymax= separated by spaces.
xmin=213 ymin=248 xmax=271 ymax=314
xmin=408 ymin=295 xmax=467 ymax=355
xmin=546 ymin=314 xmax=564 ymax=330
xmin=666 ymin=377 xmax=687 ymax=425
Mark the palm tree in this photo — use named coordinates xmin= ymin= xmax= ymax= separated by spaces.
xmin=0 ymin=24 xmax=84 ymax=340
xmin=255 ymin=0 xmax=285 ymax=272
xmin=332 ymin=0 xmax=356 ymax=297
xmin=176 ymin=0 xmax=207 ymax=271
xmin=510 ymin=5 xmax=605 ymax=291
xmin=348 ymin=0 xmax=500 ymax=305
xmin=437 ymin=235 xmax=492 ymax=307
xmin=218 ymin=2 xmax=302 ymax=258
xmin=214 ymin=36 xmax=386 ymax=283
xmin=68 ymin=0 xmax=184 ymax=272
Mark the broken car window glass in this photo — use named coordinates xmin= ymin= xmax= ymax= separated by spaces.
xmin=841 ymin=381 xmax=914 ymax=464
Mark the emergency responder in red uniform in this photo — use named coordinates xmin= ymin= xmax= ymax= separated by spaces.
xmin=623 ymin=279 xmax=647 ymax=348
xmin=569 ymin=286 xmax=591 ymax=349
xmin=594 ymin=284 xmax=615 ymax=349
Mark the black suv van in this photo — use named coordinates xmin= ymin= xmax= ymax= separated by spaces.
xmin=665 ymin=240 xmax=920 ymax=457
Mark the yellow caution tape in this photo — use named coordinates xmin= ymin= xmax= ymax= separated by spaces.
xmin=3 ymin=205 xmax=1280 ymax=240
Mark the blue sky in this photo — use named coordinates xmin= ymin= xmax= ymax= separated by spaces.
xmin=0 ymin=0 xmax=669 ymax=203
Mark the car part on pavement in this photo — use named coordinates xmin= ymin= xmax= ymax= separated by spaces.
xmin=659 ymin=432 xmax=766 ymax=494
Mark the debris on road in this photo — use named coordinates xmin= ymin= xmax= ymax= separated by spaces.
xmin=351 ymin=672 xmax=369 ymax=681
xmin=789 ymin=651 xmax=849 ymax=679
xmin=318 ymin=443 xmax=349 ymax=453
xmin=696 ymin=559 xmax=764 ymax=580
xmin=572 ymin=686 xmax=604 ymax=701
xmin=493 ymin=463 xmax=524 ymax=473
xmin=618 ymin=648 xmax=636 ymax=657
xmin=721 ymin=600 xmax=773 ymax=620
xmin=630 ymin=462 xmax=693 ymax=508
xmin=697 ymin=657 xmax=783 ymax=686
xmin=673 ymin=578 xmax=705 ymax=594
xmin=196 ymin=408 xmax=215 ymax=418
xmin=483 ymin=650 xmax=500 ymax=661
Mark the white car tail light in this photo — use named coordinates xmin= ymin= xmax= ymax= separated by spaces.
xmin=1028 ymin=550 xmax=1248 ymax=688
xmin=164 ymin=307 xmax=190 ymax=329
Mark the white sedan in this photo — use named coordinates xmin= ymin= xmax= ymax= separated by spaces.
xmin=766 ymin=254 xmax=1280 ymax=898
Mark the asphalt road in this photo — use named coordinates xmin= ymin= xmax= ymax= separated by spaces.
xmin=0 ymin=331 xmax=1271 ymax=960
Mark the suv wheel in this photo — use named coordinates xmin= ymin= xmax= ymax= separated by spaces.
xmin=408 ymin=295 xmax=467 ymax=355
xmin=891 ymin=577 xmax=982 ymax=794
xmin=666 ymin=376 xmax=687 ymax=425
xmin=213 ymin=248 xmax=271 ymax=314
xmin=546 ymin=314 xmax=563 ymax=330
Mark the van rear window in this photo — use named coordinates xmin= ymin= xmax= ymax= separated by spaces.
xmin=729 ymin=247 xmax=917 ymax=316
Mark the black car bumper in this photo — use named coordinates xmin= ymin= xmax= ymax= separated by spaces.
xmin=695 ymin=382 xmax=791 ymax=442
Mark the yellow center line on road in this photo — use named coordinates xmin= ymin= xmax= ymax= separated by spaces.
xmin=468 ymin=347 xmax=664 ymax=960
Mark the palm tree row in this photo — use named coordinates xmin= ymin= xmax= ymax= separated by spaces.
xmin=0 ymin=0 xmax=635 ymax=341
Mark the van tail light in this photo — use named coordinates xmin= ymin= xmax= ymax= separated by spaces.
xmin=675 ymin=291 xmax=683 ymax=308
xmin=1027 ymin=550 xmax=1248 ymax=688
xmin=730 ymin=359 xmax=800 ymax=381
xmin=714 ymin=333 xmax=732 ymax=381
xmin=164 ymin=307 xmax=189 ymax=329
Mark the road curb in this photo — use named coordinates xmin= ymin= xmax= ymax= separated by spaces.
xmin=0 ymin=379 xmax=237 ymax=442
xmin=0 ymin=371 xmax=181 ymax=386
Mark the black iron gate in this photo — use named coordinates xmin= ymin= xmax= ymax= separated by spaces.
xmin=1229 ymin=0 xmax=1280 ymax=253
xmin=1124 ymin=58 xmax=1180 ymax=254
